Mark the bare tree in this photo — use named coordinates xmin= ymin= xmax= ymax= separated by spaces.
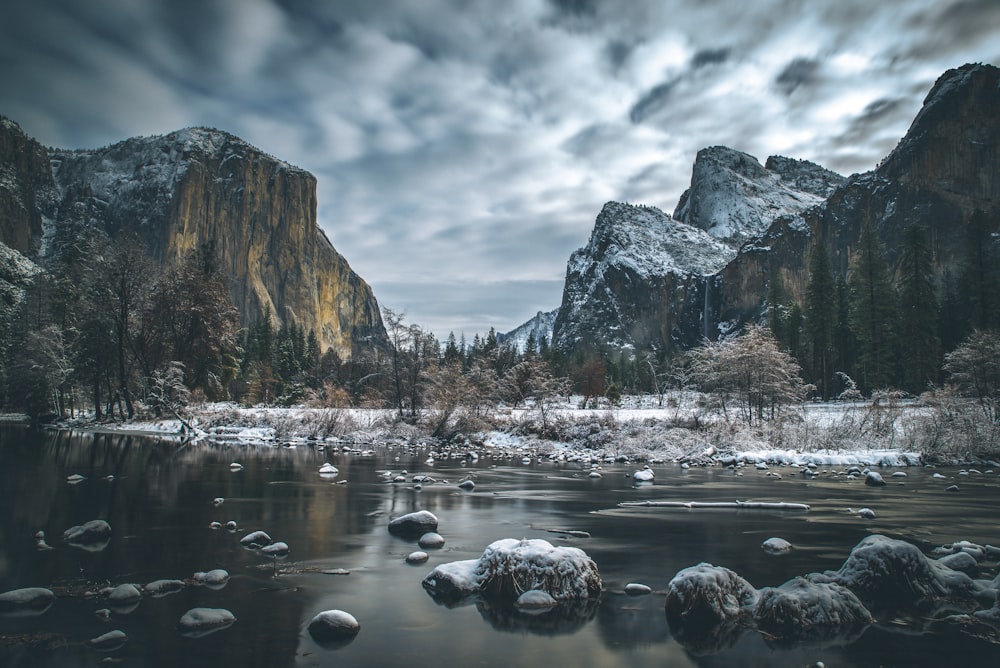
xmin=944 ymin=330 xmax=1000 ymax=423
xmin=690 ymin=326 xmax=812 ymax=426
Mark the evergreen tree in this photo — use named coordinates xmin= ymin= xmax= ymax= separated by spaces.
xmin=898 ymin=224 xmax=940 ymax=393
xmin=848 ymin=218 xmax=898 ymax=392
xmin=959 ymin=210 xmax=1000 ymax=334
xmin=833 ymin=273 xmax=856 ymax=390
xmin=804 ymin=242 xmax=836 ymax=398
xmin=765 ymin=270 xmax=788 ymax=348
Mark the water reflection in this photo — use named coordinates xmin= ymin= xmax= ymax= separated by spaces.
xmin=1 ymin=426 xmax=999 ymax=667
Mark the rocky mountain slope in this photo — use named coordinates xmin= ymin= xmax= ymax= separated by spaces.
xmin=498 ymin=308 xmax=559 ymax=352
xmin=0 ymin=120 xmax=386 ymax=358
xmin=546 ymin=63 xmax=1000 ymax=358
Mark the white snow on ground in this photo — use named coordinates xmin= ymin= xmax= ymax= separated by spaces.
xmin=46 ymin=393 xmax=997 ymax=466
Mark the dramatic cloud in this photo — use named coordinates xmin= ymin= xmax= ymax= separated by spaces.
xmin=1 ymin=0 xmax=997 ymax=337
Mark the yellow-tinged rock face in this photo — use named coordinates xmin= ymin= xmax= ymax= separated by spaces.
xmin=20 ymin=125 xmax=387 ymax=359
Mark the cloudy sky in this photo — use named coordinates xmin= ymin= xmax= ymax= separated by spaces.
xmin=2 ymin=1 xmax=998 ymax=338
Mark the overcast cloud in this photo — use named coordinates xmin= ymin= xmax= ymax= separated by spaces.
xmin=2 ymin=0 xmax=998 ymax=338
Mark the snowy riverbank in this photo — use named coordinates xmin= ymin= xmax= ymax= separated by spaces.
xmin=41 ymin=393 xmax=1000 ymax=467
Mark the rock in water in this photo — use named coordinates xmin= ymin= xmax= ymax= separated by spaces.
xmin=63 ymin=519 xmax=112 ymax=549
xmin=387 ymin=510 xmax=439 ymax=538
xmin=864 ymin=471 xmax=886 ymax=486
xmin=107 ymin=584 xmax=142 ymax=606
xmin=308 ymin=609 xmax=360 ymax=648
xmin=261 ymin=541 xmax=289 ymax=558
xmin=475 ymin=538 xmax=602 ymax=601
xmin=418 ymin=532 xmax=445 ymax=549
xmin=192 ymin=569 xmax=230 ymax=589
xmin=0 ymin=587 xmax=55 ymax=616
xmin=754 ymin=578 xmax=873 ymax=644
xmin=144 ymin=579 xmax=185 ymax=597
xmin=406 ymin=551 xmax=429 ymax=564
xmin=89 ymin=629 xmax=127 ymax=652
xmin=178 ymin=608 xmax=236 ymax=637
xmin=624 ymin=583 xmax=653 ymax=596
xmin=762 ymin=537 xmax=792 ymax=555
xmin=240 ymin=530 xmax=272 ymax=548
xmin=515 ymin=590 xmax=557 ymax=610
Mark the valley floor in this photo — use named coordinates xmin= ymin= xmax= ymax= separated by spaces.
xmin=44 ymin=392 xmax=1000 ymax=466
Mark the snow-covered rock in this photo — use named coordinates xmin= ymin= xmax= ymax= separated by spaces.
xmin=308 ymin=609 xmax=360 ymax=646
xmin=423 ymin=538 xmax=602 ymax=605
xmin=624 ymin=583 xmax=653 ymax=596
xmin=261 ymin=541 xmax=289 ymax=558
xmin=762 ymin=537 xmax=792 ymax=555
xmin=144 ymin=579 xmax=185 ymax=597
xmin=753 ymin=577 xmax=873 ymax=644
xmin=422 ymin=559 xmax=481 ymax=603
xmin=178 ymin=607 xmax=236 ymax=637
xmin=63 ymin=519 xmax=111 ymax=549
xmin=388 ymin=510 xmax=439 ymax=538
xmin=673 ymin=146 xmax=842 ymax=245
xmin=664 ymin=563 xmax=758 ymax=628
xmin=475 ymin=538 xmax=602 ymax=602
xmin=418 ymin=532 xmax=445 ymax=549
xmin=633 ymin=465 xmax=655 ymax=483
xmin=0 ymin=587 xmax=55 ymax=616
xmin=239 ymin=530 xmax=272 ymax=548
xmin=107 ymin=584 xmax=142 ymax=606
xmin=89 ymin=629 xmax=127 ymax=652
xmin=192 ymin=569 xmax=230 ymax=589
xmin=826 ymin=534 xmax=978 ymax=610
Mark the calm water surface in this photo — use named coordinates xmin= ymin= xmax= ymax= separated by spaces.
xmin=1 ymin=426 xmax=999 ymax=667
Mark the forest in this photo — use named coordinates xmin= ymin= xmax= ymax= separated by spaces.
xmin=1 ymin=212 xmax=999 ymax=453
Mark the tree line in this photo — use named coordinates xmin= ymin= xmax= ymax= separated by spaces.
xmin=2 ymin=209 xmax=997 ymax=428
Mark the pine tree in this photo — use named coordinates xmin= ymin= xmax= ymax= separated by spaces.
xmin=898 ymin=223 xmax=940 ymax=393
xmin=805 ymin=242 xmax=836 ymax=398
xmin=959 ymin=210 xmax=1000 ymax=334
xmin=766 ymin=270 xmax=788 ymax=348
xmin=848 ymin=218 xmax=898 ymax=392
xmin=833 ymin=274 xmax=855 ymax=390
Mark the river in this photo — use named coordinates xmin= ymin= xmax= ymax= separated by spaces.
xmin=1 ymin=426 xmax=998 ymax=667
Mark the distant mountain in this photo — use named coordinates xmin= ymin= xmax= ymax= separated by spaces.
xmin=0 ymin=120 xmax=387 ymax=358
xmin=499 ymin=308 xmax=559 ymax=352
xmin=549 ymin=63 xmax=1000 ymax=358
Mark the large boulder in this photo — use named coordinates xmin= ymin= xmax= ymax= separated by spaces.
xmin=754 ymin=577 xmax=873 ymax=645
xmin=826 ymin=534 xmax=978 ymax=611
xmin=474 ymin=538 xmax=602 ymax=602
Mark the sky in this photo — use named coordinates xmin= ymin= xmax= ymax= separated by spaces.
xmin=2 ymin=1 xmax=999 ymax=340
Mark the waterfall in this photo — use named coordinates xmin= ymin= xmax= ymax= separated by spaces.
xmin=703 ymin=278 xmax=711 ymax=340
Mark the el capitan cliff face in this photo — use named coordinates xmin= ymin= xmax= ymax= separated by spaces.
xmin=0 ymin=121 xmax=386 ymax=358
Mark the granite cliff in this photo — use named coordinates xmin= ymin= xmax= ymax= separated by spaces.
xmin=0 ymin=120 xmax=386 ymax=358
xmin=545 ymin=63 xmax=1000 ymax=358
